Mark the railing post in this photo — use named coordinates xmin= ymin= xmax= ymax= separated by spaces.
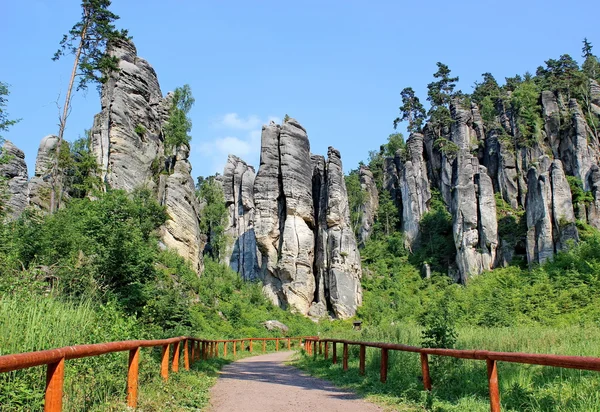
xmin=44 ymin=357 xmax=65 ymax=412
xmin=319 ymin=341 xmax=323 ymax=355
xmin=343 ymin=343 xmax=349 ymax=371
xmin=161 ymin=344 xmax=169 ymax=381
xmin=197 ymin=341 xmax=201 ymax=361
xmin=380 ymin=348 xmax=388 ymax=383
xmin=250 ymin=339 xmax=253 ymax=353
xmin=225 ymin=341 xmax=229 ymax=357
xmin=420 ymin=353 xmax=431 ymax=391
xmin=233 ymin=340 xmax=237 ymax=357
xmin=263 ymin=339 xmax=266 ymax=353
xmin=127 ymin=348 xmax=140 ymax=408
xmin=359 ymin=344 xmax=366 ymax=375
xmin=183 ymin=340 xmax=189 ymax=370
xmin=324 ymin=341 xmax=329 ymax=360
xmin=241 ymin=340 xmax=244 ymax=352
xmin=487 ymin=359 xmax=501 ymax=412
xmin=287 ymin=338 xmax=291 ymax=350
xmin=332 ymin=342 xmax=337 ymax=364
xmin=189 ymin=340 xmax=194 ymax=365
xmin=214 ymin=341 xmax=219 ymax=357
xmin=172 ymin=341 xmax=180 ymax=373
xmin=276 ymin=338 xmax=279 ymax=351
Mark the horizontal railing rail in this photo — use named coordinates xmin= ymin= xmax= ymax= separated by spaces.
xmin=0 ymin=335 xmax=314 ymax=411
xmin=303 ymin=337 xmax=600 ymax=412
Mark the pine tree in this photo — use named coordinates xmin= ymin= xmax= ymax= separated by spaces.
xmin=51 ymin=0 xmax=128 ymax=212
xmin=394 ymin=87 xmax=426 ymax=134
xmin=427 ymin=62 xmax=459 ymax=137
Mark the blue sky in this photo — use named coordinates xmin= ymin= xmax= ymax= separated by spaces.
xmin=1 ymin=0 xmax=598 ymax=178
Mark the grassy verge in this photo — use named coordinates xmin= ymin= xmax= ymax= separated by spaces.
xmin=292 ymin=324 xmax=600 ymax=411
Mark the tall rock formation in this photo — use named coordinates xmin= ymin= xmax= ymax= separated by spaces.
xmin=526 ymin=157 xmax=578 ymax=265
xmin=250 ymin=119 xmax=362 ymax=318
xmin=90 ymin=38 xmax=204 ymax=272
xmin=28 ymin=135 xmax=59 ymax=212
xmin=222 ymin=155 xmax=261 ymax=280
xmin=0 ymin=141 xmax=28 ymax=220
xmin=357 ymin=165 xmax=378 ymax=245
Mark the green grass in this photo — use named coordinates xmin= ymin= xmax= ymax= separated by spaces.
xmin=293 ymin=324 xmax=600 ymax=411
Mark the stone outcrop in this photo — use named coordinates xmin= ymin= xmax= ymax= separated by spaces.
xmin=90 ymin=38 xmax=204 ymax=272
xmin=222 ymin=155 xmax=261 ymax=280
xmin=357 ymin=165 xmax=378 ymax=246
xmin=158 ymin=144 xmax=204 ymax=272
xmin=251 ymin=119 xmax=362 ymax=318
xmin=451 ymin=152 xmax=498 ymax=281
xmin=383 ymin=133 xmax=431 ymax=249
xmin=526 ymin=157 xmax=578 ymax=265
xmin=0 ymin=141 xmax=28 ymax=220
xmin=28 ymin=135 xmax=59 ymax=212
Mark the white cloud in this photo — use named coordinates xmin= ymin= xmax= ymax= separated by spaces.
xmin=215 ymin=113 xmax=262 ymax=130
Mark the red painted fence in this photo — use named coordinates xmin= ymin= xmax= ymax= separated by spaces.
xmin=303 ymin=337 xmax=600 ymax=412
xmin=0 ymin=336 xmax=312 ymax=411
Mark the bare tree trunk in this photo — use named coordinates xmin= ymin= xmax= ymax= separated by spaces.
xmin=50 ymin=11 xmax=89 ymax=213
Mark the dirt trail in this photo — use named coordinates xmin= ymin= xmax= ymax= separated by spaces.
xmin=208 ymin=351 xmax=383 ymax=412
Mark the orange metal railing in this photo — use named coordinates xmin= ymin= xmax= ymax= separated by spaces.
xmin=0 ymin=336 xmax=312 ymax=411
xmin=303 ymin=337 xmax=600 ymax=412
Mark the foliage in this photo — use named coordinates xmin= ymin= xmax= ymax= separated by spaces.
xmin=394 ymin=87 xmax=426 ymax=133
xmin=383 ymin=132 xmax=406 ymax=157
xmin=582 ymin=38 xmax=599 ymax=80
xmin=427 ymin=62 xmax=459 ymax=136
xmin=0 ymin=82 xmax=20 ymax=140
xmin=567 ymin=175 xmax=593 ymax=208
xmin=495 ymin=193 xmax=526 ymax=248
xmin=53 ymin=0 xmax=128 ymax=91
xmin=164 ymin=84 xmax=194 ymax=151
xmin=535 ymin=54 xmax=586 ymax=101
xmin=510 ymin=80 xmax=543 ymax=145
xmin=198 ymin=176 xmax=228 ymax=259
xmin=375 ymin=190 xmax=399 ymax=237
xmin=134 ymin=123 xmax=146 ymax=136
xmin=62 ymin=132 xmax=102 ymax=198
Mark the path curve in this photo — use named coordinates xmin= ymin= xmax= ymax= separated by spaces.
xmin=209 ymin=351 xmax=383 ymax=412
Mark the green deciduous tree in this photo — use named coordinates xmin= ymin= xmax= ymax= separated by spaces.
xmin=51 ymin=0 xmax=128 ymax=212
xmin=510 ymin=80 xmax=543 ymax=145
xmin=345 ymin=170 xmax=366 ymax=238
xmin=164 ymin=84 xmax=195 ymax=152
xmin=376 ymin=190 xmax=399 ymax=237
xmin=535 ymin=54 xmax=585 ymax=100
xmin=198 ymin=176 xmax=228 ymax=259
xmin=394 ymin=87 xmax=426 ymax=133
xmin=0 ymin=82 xmax=20 ymax=142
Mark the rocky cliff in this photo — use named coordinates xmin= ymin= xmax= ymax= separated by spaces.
xmin=87 ymin=38 xmax=204 ymax=272
xmin=378 ymin=82 xmax=600 ymax=281
xmin=0 ymin=140 xmax=29 ymax=220
xmin=223 ymin=119 xmax=362 ymax=319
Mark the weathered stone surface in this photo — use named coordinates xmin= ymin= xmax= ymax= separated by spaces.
xmin=357 ymin=165 xmax=378 ymax=246
xmin=587 ymin=165 xmax=600 ymax=229
xmin=542 ymin=91 xmax=561 ymax=156
xmin=526 ymin=157 xmax=578 ymax=265
xmin=324 ymin=147 xmax=362 ymax=318
xmin=90 ymin=38 xmax=204 ymax=272
xmin=28 ymin=135 xmax=59 ymax=212
xmin=222 ymin=155 xmax=261 ymax=280
xmin=560 ymin=99 xmax=598 ymax=190
xmin=451 ymin=152 xmax=498 ymax=282
xmin=262 ymin=320 xmax=289 ymax=333
xmin=0 ymin=140 xmax=28 ymax=220
xmin=398 ymin=133 xmax=431 ymax=248
xmin=159 ymin=144 xmax=204 ymax=272
xmin=252 ymin=119 xmax=362 ymax=318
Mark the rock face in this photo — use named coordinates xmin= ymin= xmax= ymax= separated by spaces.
xmin=28 ymin=135 xmax=59 ymax=212
xmin=90 ymin=38 xmax=204 ymax=272
xmin=222 ymin=155 xmax=261 ymax=280
xmin=526 ymin=157 xmax=578 ymax=265
xmin=357 ymin=165 xmax=378 ymax=246
xmin=247 ymin=119 xmax=362 ymax=318
xmin=0 ymin=141 xmax=28 ymax=220
xmin=159 ymin=144 xmax=204 ymax=272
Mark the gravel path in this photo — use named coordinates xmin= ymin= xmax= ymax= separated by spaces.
xmin=208 ymin=351 xmax=383 ymax=412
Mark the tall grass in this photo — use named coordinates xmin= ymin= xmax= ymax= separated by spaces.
xmin=295 ymin=323 xmax=600 ymax=411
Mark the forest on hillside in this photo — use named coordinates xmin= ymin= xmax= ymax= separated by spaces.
xmin=2 ymin=0 xmax=600 ymax=409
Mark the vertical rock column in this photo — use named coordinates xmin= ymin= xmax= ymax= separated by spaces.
xmin=222 ymin=155 xmax=261 ymax=280
xmin=0 ymin=141 xmax=29 ymax=220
